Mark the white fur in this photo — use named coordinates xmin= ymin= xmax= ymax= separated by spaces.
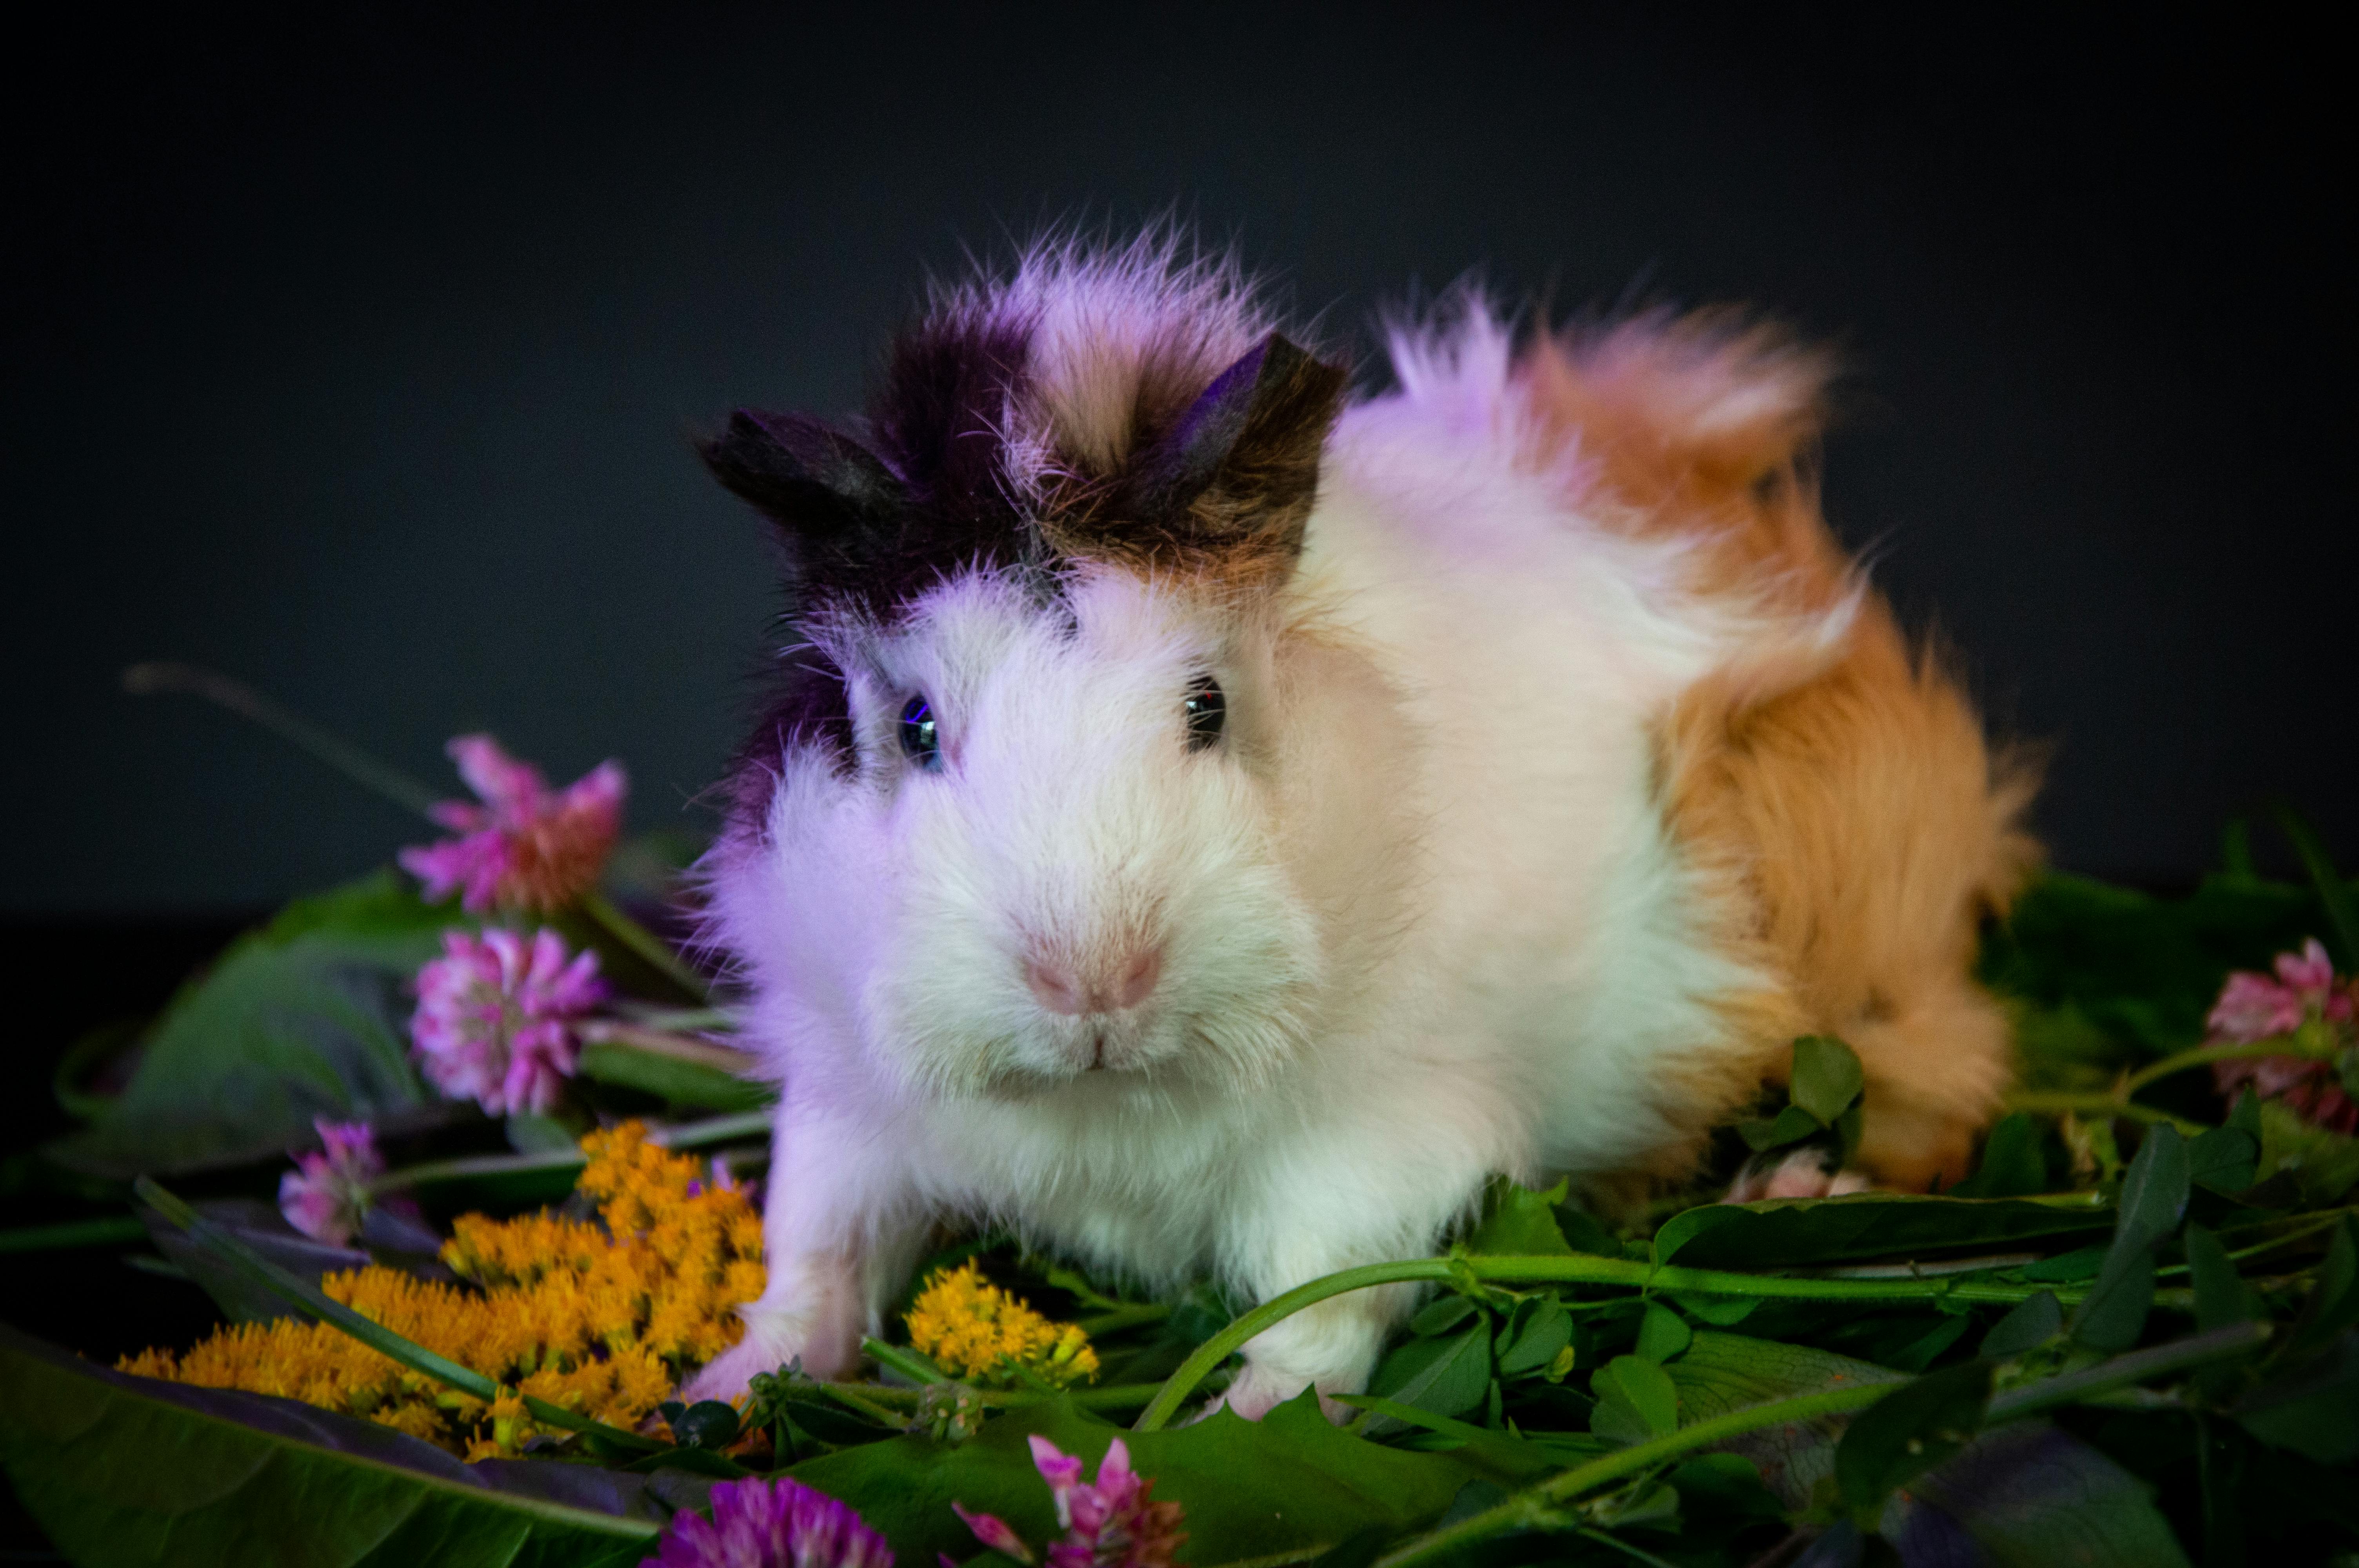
xmin=685 ymin=290 xmax=1848 ymax=1413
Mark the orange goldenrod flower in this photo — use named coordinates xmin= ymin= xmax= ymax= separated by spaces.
xmin=118 ymin=1121 xmax=761 ymax=1460
xmin=904 ymin=1261 xmax=1098 ymax=1388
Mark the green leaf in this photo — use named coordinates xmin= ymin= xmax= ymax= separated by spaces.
xmin=2299 ymin=1214 xmax=2359 ymax=1350
xmin=2232 ymin=1331 xmax=2359 ymax=1465
xmin=1368 ymin=1325 xmax=1492 ymax=1423
xmin=2186 ymin=1124 xmax=2260 ymax=1195
xmin=1738 ymin=1103 xmax=1824 ymax=1152
xmin=575 ymin=1038 xmax=771 ymax=1113
xmin=2018 ymin=1244 xmax=2108 ymax=1282
xmin=789 ymin=1391 xmax=1490 ymax=1562
xmin=1835 ymin=1359 xmax=1992 ymax=1523
xmin=1910 ymin=1421 xmax=2192 ymax=1568
xmin=1636 ymin=1303 xmax=1692 ymax=1365
xmin=1791 ymin=1036 xmax=1865 ymax=1124
xmin=2068 ymin=1248 xmax=2155 ymax=1353
xmin=2184 ymin=1225 xmax=2259 ymax=1332
xmin=1979 ymin=1292 xmax=2064 ymax=1358
xmin=1948 ymin=1113 xmax=2048 ymax=1199
xmin=0 ymin=1326 xmax=662 ymax=1568
xmin=1410 ymin=1294 xmax=1478 ymax=1337
xmin=1883 ymin=1314 xmax=1972 ymax=1373
xmin=1496 ymin=1299 xmax=1573 ymax=1378
xmin=43 ymin=872 xmax=457 ymax=1179
xmin=2254 ymin=1100 xmax=2359 ymax=1204
xmin=136 ymin=1198 xmax=373 ymax=1323
xmin=1589 ymin=1354 xmax=1680 ymax=1444
xmin=1653 ymin=1194 xmax=2109 ymax=1270
xmin=1665 ymin=1332 xmax=1905 ymax=1508
xmin=2114 ymin=1123 xmax=2191 ymax=1253
xmin=1462 ymin=1178 xmax=1572 ymax=1257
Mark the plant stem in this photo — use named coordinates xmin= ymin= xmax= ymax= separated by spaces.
xmin=580 ymin=889 xmax=710 ymax=1003
xmin=1132 ymin=1255 xmax=2086 ymax=1432
xmin=1984 ymin=1321 xmax=2271 ymax=1421
xmin=862 ymin=1337 xmax=952 ymax=1387
xmin=1371 ymin=1383 xmax=1895 ymax=1567
xmin=2122 ymin=1041 xmax=2302 ymax=1095
xmin=2004 ymin=1091 xmax=2209 ymax=1134
xmin=122 ymin=662 xmax=443 ymax=819
xmin=1077 ymin=1302 xmax=1173 ymax=1336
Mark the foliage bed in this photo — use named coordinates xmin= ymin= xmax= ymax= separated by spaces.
xmin=6 ymin=796 xmax=2359 ymax=1564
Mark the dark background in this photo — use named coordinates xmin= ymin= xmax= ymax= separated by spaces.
xmin=5 ymin=5 xmax=2352 ymax=918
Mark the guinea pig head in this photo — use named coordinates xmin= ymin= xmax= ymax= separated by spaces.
xmin=706 ymin=323 xmax=1349 ymax=1101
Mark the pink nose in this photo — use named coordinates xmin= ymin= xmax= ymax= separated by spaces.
xmin=1024 ymin=946 xmax=1162 ymax=1015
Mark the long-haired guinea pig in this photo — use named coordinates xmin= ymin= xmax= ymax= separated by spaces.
xmin=680 ymin=234 xmax=2037 ymax=1416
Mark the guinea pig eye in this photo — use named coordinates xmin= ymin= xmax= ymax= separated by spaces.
xmin=898 ymin=695 xmax=942 ymax=770
xmin=1182 ymin=676 xmax=1225 ymax=750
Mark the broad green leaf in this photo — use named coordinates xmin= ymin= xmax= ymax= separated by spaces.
xmin=1589 ymin=1354 xmax=1679 ymax=1444
xmin=1949 ymin=1113 xmax=2048 ymax=1199
xmin=575 ymin=1038 xmax=771 ymax=1113
xmin=2114 ymin=1124 xmax=2190 ymax=1253
xmin=1738 ymin=1103 xmax=1823 ymax=1151
xmin=44 ymin=872 xmax=456 ymax=1178
xmin=1636 ymin=1302 xmax=1692 ymax=1364
xmin=1410 ymin=1294 xmax=1478 ymax=1337
xmin=2254 ymin=1100 xmax=2359 ymax=1205
xmin=1979 ymin=1292 xmax=2063 ymax=1358
xmin=137 ymin=1198 xmax=372 ymax=1324
xmin=2019 ymin=1244 xmax=2107 ymax=1282
xmin=1462 ymin=1178 xmax=1572 ymax=1257
xmin=1368 ymin=1325 xmax=1492 ymax=1422
xmin=0 ymin=1326 xmax=663 ymax=1568
xmin=1790 ymin=1036 xmax=1864 ymax=1124
xmin=1665 ymin=1332 xmax=1903 ymax=1508
xmin=1910 ymin=1420 xmax=2191 ymax=1568
xmin=1496 ymin=1299 xmax=1572 ymax=1377
xmin=2069 ymin=1248 xmax=2155 ymax=1353
xmin=1835 ymin=1359 xmax=1992 ymax=1522
xmin=2299 ymin=1214 xmax=2359 ymax=1350
xmin=2186 ymin=1125 xmax=2259 ymax=1195
xmin=2184 ymin=1225 xmax=2258 ymax=1332
xmin=788 ymin=1391 xmax=1488 ymax=1562
xmin=1653 ymin=1193 xmax=2108 ymax=1270
xmin=2232 ymin=1331 xmax=2359 ymax=1465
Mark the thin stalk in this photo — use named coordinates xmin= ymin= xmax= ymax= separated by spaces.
xmin=122 ymin=662 xmax=442 ymax=818
xmin=1984 ymin=1321 xmax=2271 ymax=1421
xmin=580 ymin=889 xmax=709 ymax=1003
xmin=2004 ymin=1091 xmax=2209 ymax=1134
xmin=863 ymin=1337 xmax=952 ymax=1387
xmin=369 ymin=1111 xmax=771 ymax=1198
xmin=1133 ymin=1255 xmax=2087 ymax=1432
xmin=1372 ymin=1383 xmax=1896 ymax=1567
xmin=136 ymin=1176 xmax=665 ymax=1452
xmin=1077 ymin=1302 xmax=1173 ymax=1336
xmin=2123 ymin=1040 xmax=2304 ymax=1095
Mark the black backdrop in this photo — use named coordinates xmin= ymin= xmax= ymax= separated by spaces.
xmin=7 ymin=5 xmax=2352 ymax=914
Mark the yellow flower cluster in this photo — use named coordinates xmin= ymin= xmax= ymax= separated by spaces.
xmin=903 ymin=1261 xmax=1098 ymax=1388
xmin=118 ymin=1122 xmax=764 ymax=1460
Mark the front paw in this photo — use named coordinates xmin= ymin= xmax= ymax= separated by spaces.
xmin=1196 ymin=1362 xmax=1355 ymax=1426
xmin=1723 ymin=1146 xmax=1874 ymax=1203
xmin=678 ymin=1305 xmax=855 ymax=1405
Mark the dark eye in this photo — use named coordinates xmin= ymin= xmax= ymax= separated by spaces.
xmin=899 ymin=695 xmax=941 ymax=770
xmin=1183 ymin=676 xmax=1225 ymax=750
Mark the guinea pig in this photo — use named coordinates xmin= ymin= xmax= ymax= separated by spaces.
xmin=680 ymin=234 xmax=2035 ymax=1417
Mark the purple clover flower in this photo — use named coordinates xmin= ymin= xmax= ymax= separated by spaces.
xmin=410 ymin=926 xmax=606 ymax=1116
xmin=643 ymin=1476 xmax=892 ymax=1568
xmin=400 ymin=733 xmax=626 ymax=914
xmin=277 ymin=1118 xmax=396 ymax=1245
xmin=2208 ymin=937 xmax=2359 ymax=1134
xmin=952 ymin=1436 xmax=1185 ymax=1568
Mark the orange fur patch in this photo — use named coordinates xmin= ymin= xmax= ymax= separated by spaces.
xmin=1519 ymin=314 xmax=2040 ymax=1190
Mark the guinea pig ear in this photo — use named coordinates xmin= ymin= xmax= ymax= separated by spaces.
xmin=1118 ymin=332 xmax=1348 ymax=570
xmin=700 ymin=409 xmax=907 ymax=544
